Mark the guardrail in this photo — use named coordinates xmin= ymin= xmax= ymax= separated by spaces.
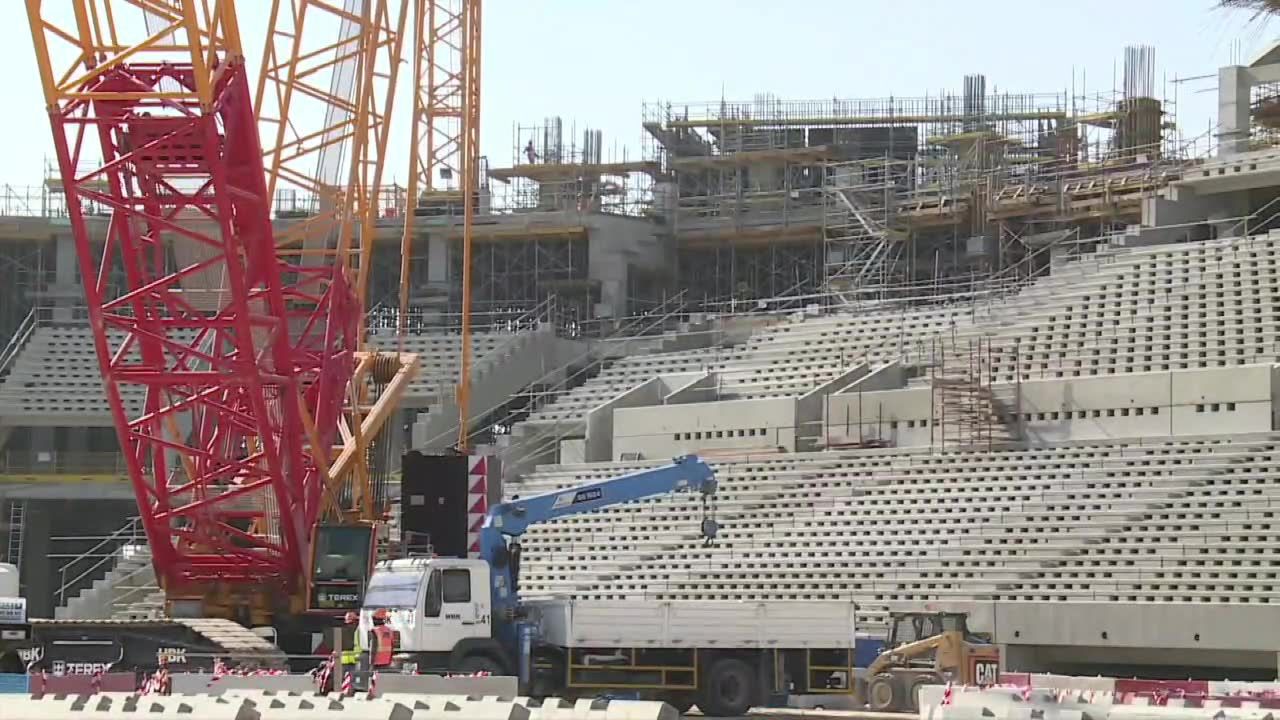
xmin=0 ymin=451 xmax=127 ymax=476
xmin=0 ymin=307 xmax=36 ymax=380
xmin=53 ymin=516 xmax=144 ymax=607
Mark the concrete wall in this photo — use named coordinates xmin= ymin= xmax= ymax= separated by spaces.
xmin=796 ymin=364 xmax=870 ymax=451
xmin=412 ymin=329 xmax=584 ymax=451
xmin=584 ymin=373 xmax=702 ymax=462
xmin=819 ymin=365 xmax=1274 ymax=449
xmin=995 ymin=600 xmax=1280 ymax=673
xmin=906 ymin=598 xmax=1280 ymax=674
xmin=585 ymin=215 xmax=665 ymax=320
xmin=1017 ymin=365 xmax=1273 ymax=442
xmin=823 ymin=386 xmax=933 ymax=447
xmin=612 ymin=396 xmax=796 ymax=460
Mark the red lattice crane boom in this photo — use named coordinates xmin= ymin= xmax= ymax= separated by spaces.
xmin=24 ymin=0 xmax=360 ymax=605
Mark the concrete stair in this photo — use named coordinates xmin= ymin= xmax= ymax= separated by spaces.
xmin=55 ymin=544 xmax=161 ymax=620
xmin=413 ymin=325 xmax=583 ymax=451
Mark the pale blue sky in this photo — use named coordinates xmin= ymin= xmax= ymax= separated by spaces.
xmin=2 ymin=1 xmax=1273 ymax=187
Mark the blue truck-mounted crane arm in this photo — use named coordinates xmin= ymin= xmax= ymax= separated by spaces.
xmin=479 ymin=455 xmax=718 ymax=631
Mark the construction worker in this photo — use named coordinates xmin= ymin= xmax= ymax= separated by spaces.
xmin=369 ymin=608 xmax=396 ymax=668
xmin=339 ymin=611 xmax=361 ymax=669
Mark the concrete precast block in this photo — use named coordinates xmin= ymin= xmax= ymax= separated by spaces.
xmin=596 ymin=700 xmax=678 ymax=720
xmin=238 ymin=694 xmax=392 ymax=720
xmin=171 ymin=674 xmax=318 ymax=695
xmin=1107 ymin=707 xmax=1278 ymax=720
xmin=919 ymin=705 xmax=996 ymax=720
xmin=5 ymin=693 xmax=263 ymax=720
xmin=406 ymin=697 xmax=533 ymax=720
xmin=508 ymin=697 xmax=677 ymax=720
xmin=372 ymin=694 xmax=533 ymax=720
xmin=375 ymin=674 xmax=519 ymax=696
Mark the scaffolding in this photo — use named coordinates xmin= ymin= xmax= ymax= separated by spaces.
xmin=822 ymin=158 xmax=910 ymax=300
xmin=644 ymin=48 xmax=1202 ymax=308
xmin=930 ymin=336 xmax=1019 ymax=451
xmin=488 ymin=118 xmax=657 ymax=217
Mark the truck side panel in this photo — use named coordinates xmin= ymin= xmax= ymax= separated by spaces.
xmin=548 ymin=646 xmax=855 ymax=702
xmin=529 ymin=600 xmax=857 ymax=650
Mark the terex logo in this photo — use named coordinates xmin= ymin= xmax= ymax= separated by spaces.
xmin=52 ymin=661 xmax=113 ymax=676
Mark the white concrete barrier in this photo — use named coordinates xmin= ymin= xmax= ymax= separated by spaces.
xmin=3 ymin=692 xmax=677 ymax=720
xmin=510 ymin=697 xmax=678 ymax=720
xmin=6 ymin=693 xmax=261 ymax=720
xmin=918 ymin=686 xmax=1280 ymax=720
xmin=170 ymin=672 xmax=519 ymax=698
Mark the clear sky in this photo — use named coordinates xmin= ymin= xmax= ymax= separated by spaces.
xmin=1 ymin=1 xmax=1274 ymax=188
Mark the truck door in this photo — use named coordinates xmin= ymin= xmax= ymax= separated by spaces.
xmin=420 ymin=565 xmax=490 ymax=651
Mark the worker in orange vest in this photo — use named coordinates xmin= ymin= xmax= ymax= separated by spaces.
xmin=369 ymin=608 xmax=396 ymax=668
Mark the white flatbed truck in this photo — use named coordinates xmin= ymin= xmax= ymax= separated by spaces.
xmin=361 ymin=456 xmax=858 ymax=715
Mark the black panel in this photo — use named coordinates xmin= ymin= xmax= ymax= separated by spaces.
xmin=399 ymin=452 xmax=469 ymax=558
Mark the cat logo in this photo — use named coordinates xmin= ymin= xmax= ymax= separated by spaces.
xmin=973 ymin=660 xmax=1000 ymax=686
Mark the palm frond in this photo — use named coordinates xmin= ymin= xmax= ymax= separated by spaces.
xmin=1220 ymin=0 xmax=1280 ymax=20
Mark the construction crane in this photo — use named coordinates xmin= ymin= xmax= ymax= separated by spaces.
xmin=24 ymin=0 xmax=416 ymax=643
xmin=400 ymin=0 xmax=482 ymax=452
xmin=254 ymin=0 xmax=417 ymax=620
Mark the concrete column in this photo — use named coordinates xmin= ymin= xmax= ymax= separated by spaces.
xmin=52 ymin=235 xmax=78 ymax=321
xmin=427 ymin=231 xmax=449 ymax=290
xmin=1218 ymin=65 xmax=1252 ymax=157
xmin=32 ymin=427 xmax=55 ymax=466
xmin=1209 ymin=193 xmax=1250 ymax=239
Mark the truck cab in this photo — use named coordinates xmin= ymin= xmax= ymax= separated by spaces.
xmin=360 ymin=557 xmax=505 ymax=672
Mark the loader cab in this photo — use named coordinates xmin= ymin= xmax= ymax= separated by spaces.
xmin=885 ymin=611 xmax=988 ymax=649
xmin=361 ymin=557 xmax=492 ymax=655
xmin=882 ymin=611 xmax=1000 ymax=688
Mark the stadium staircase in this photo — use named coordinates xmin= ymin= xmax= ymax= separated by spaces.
xmin=411 ymin=322 xmax=585 ymax=451
xmin=53 ymin=518 xmax=162 ymax=620
xmin=0 ymin=308 xmax=38 ymax=446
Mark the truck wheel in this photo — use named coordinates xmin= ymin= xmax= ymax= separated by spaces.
xmin=867 ymin=673 xmax=904 ymax=712
xmin=700 ymin=657 xmax=754 ymax=717
xmin=907 ymin=673 xmax=943 ymax=712
xmin=456 ymin=654 xmax=504 ymax=676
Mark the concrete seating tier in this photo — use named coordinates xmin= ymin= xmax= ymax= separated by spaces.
xmin=0 ymin=324 xmax=524 ymax=423
xmin=515 ymin=234 xmax=1280 ymax=440
xmin=381 ymin=330 xmax=526 ymax=396
xmin=503 ymin=434 xmax=1280 ymax=632
xmin=0 ymin=325 xmax=149 ymax=424
xmin=918 ymin=234 xmax=1280 ymax=383
xmin=525 ymin=348 xmax=723 ymax=423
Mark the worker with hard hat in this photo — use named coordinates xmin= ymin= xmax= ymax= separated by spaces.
xmin=339 ymin=611 xmax=362 ymax=668
xmin=369 ymin=608 xmax=396 ymax=668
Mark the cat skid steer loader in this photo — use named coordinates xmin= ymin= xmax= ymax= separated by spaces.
xmin=862 ymin=611 xmax=1001 ymax=713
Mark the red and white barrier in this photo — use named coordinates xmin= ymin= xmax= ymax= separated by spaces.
xmin=935 ymin=674 xmax=1280 ymax=712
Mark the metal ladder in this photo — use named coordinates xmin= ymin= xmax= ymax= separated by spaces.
xmin=6 ymin=500 xmax=26 ymax=571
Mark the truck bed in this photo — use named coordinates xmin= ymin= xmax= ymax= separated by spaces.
xmin=527 ymin=599 xmax=856 ymax=650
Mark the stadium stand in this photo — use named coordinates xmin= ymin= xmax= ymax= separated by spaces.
xmin=0 ymin=324 xmax=532 ymax=424
xmin=504 ymin=433 xmax=1279 ymax=634
xmin=469 ymin=230 xmax=1280 ymax=678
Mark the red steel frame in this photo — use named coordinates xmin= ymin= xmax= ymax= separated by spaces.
xmin=26 ymin=1 xmax=358 ymax=596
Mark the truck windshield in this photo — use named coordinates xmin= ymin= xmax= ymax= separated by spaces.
xmin=363 ymin=572 xmax=422 ymax=609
